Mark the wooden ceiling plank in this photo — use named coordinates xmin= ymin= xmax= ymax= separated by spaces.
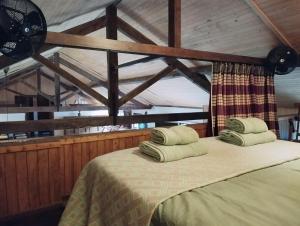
xmin=168 ymin=0 xmax=181 ymax=48
xmin=245 ymin=0 xmax=296 ymax=50
xmin=118 ymin=66 xmax=174 ymax=107
xmin=33 ymin=54 xmax=108 ymax=106
xmin=0 ymin=16 xmax=107 ymax=70
xmin=59 ymin=56 xmax=107 ymax=86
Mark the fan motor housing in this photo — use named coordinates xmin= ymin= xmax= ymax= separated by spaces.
xmin=266 ymin=45 xmax=298 ymax=75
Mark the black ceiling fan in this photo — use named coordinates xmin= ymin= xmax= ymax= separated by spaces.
xmin=266 ymin=45 xmax=299 ymax=75
xmin=0 ymin=0 xmax=47 ymax=60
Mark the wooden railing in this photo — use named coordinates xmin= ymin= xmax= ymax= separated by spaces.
xmin=0 ymin=124 xmax=207 ymax=218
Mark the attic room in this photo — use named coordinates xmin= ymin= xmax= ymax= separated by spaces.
xmin=0 ymin=0 xmax=300 ymax=226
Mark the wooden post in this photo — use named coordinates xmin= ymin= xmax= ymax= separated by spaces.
xmin=53 ymin=53 xmax=60 ymax=111
xmin=106 ymin=4 xmax=119 ymax=125
xmin=168 ymin=0 xmax=181 ymax=48
xmin=36 ymin=68 xmax=41 ymax=92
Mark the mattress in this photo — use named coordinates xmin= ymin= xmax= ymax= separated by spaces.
xmin=59 ymin=137 xmax=300 ymax=226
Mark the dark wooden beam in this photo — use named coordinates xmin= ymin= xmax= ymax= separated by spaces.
xmin=118 ymin=56 xmax=161 ymax=69
xmin=53 ymin=53 xmax=61 ymax=110
xmin=5 ymin=88 xmax=26 ymax=96
xmin=0 ymin=16 xmax=107 ymax=70
xmin=118 ymin=72 xmax=179 ymax=84
xmin=45 ymin=31 xmax=265 ymax=65
xmin=0 ymin=103 xmax=151 ymax=113
xmin=152 ymin=104 xmax=204 ymax=109
xmin=36 ymin=68 xmax=42 ymax=92
xmin=118 ymin=66 xmax=174 ymax=107
xmin=164 ymin=58 xmax=210 ymax=92
xmin=168 ymin=0 xmax=181 ymax=48
xmin=33 ymin=54 xmax=108 ymax=105
xmin=106 ymin=4 xmax=119 ymax=124
xmin=0 ymin=112 xmax=208 ymax=133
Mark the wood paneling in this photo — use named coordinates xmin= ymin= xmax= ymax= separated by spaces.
xmin=0 ymin=155 xmax=7 ymax=216
xmin=5 ymin=153 xmax=19 ymax=215
xmin=0 ymin=124 xmax=207 ymax=218
xmin=27 ymin=151 xmax=40 ymax=209
xmin=16 ymin=153 xmax=30 ymax=212
xmin=38 ymin=150 xmax=50 ymax=206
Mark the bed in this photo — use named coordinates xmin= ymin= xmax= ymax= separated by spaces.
xmin=59 ymin=137 xmax=300 ymax=226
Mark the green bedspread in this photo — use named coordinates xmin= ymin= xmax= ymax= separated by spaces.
xmin=151 ymin=159 xmax=300 ymax=226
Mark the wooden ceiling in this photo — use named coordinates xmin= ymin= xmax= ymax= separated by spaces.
xmin=1 ymin=0 xmax=299 ymax=108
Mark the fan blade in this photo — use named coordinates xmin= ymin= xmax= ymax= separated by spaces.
xmin=0 ymin=27 xmax=8 ymax=46
xmin=0 ymin=7 xmax=22 ymax=35
xmin=26 ymin=11 xmax=41 ymax=27
xmin=5 ymin=38 xmax=32 ymax=59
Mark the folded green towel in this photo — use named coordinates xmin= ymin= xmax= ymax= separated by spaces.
xmin=151 ymin=127 xmax=180 ymax=145
xmin=151 ymin=125 xmax=199 ymax=145
xmin=170 ymin=125 xmax=199 ymax=145
xmin=225 ymin=117 xmax=268 ymax=134
xmin=139 ymin=140 xmax=208 ymax=162
xmin=219 ymin=130 xmax=277 ymax=146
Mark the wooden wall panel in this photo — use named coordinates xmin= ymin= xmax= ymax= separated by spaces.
xmin=49 ymin=148 xmax=61 ymax=203
xmin=63 ymin=144 xmax=74 ymax=196
xmin=73 ymin=143 xmax=82 ymax=183
xmin=5 ymin=153 xmax=19 ymax=215
xmin=89 ymin=141 xmax=98 ymax=160
xmin=0 ymin=124 xmax=207 ymax=218
xmin=27 ymin=151 xmax=40 ymax=209
xmin=16 ymin=152 xmax=30 ymax=212
xmin=38 ymin=149 xmax=50 ymax=207
xmin=0 ymin=155 xmax=7 ymax=216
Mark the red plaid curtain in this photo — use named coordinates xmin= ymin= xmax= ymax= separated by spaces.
xmin=211 ymin=62 xmax=279 ymax=135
